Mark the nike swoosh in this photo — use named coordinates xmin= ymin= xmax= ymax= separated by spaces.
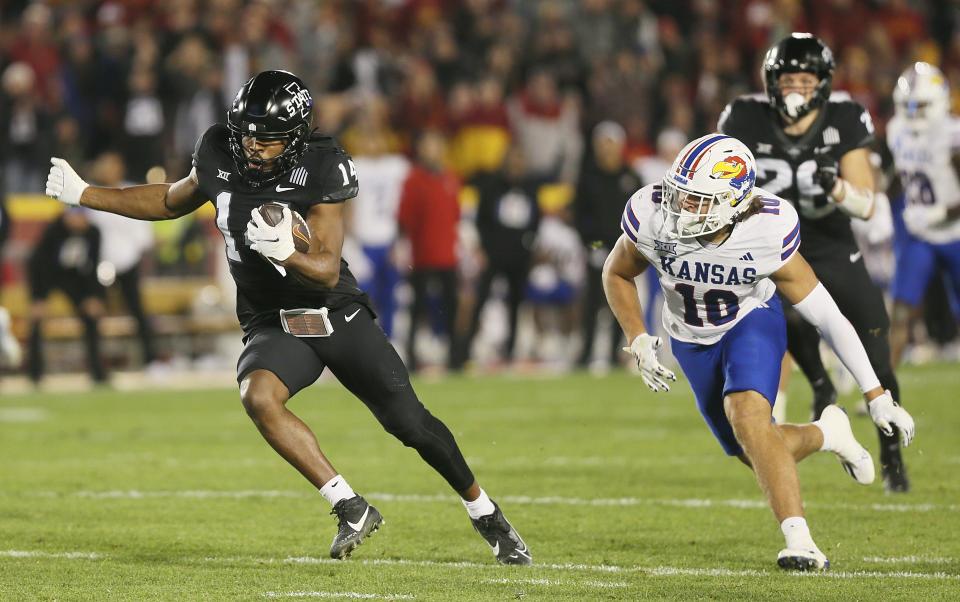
xmin=276 ymin=185 xmax=294 ymax=192
xmin=849 ymin=251 xmax=862 ymax=263
xmin=346 ymin=506 xmax=370 ymax=532
xmin=491 ymin=542 xmax=499 ymax=556
xmin=344 ymin=308 xmax=362 ymax=322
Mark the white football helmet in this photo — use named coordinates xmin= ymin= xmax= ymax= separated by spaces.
xmin=661 ymin=134 xmax=757 ymax=239
xmin=893 ymin=62 xmax=950 ymax=123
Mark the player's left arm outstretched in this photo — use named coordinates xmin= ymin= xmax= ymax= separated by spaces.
xmin=772 ymin=253 xmax=916 ymax=444
xmin=45 ymin=157 xmax=208 ymax=220
xmin=602 ymin=234 xmax=676 ymax=392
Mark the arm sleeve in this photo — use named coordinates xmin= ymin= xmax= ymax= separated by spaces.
xmin=792 ymin=283 xmax=881 ymax=393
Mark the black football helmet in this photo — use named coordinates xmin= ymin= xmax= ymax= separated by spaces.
xmin=763 ymin=33 xmax=835 ymax=122
xmin=227 ymin=70 xmax=314 ymax=187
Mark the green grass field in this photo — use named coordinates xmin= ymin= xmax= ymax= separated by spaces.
xmin=1 ymin=364 xmax=958 ymax=600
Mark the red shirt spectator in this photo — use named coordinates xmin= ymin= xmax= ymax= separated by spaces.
xmin=397 ymin=164 xmax=461 ymax=269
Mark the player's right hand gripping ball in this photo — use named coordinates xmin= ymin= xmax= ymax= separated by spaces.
xmin=624 ymin=333 xmax=677 ymax=393
xmin=247 ymin=202 xmax=311 ymax=263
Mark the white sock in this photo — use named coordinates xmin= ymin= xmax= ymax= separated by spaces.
xmin=813 ymin=418 xmax=836 ymax=452
xmin=319 ymin=474 xmax=357 ymax=507
xmin=462 ymin=488 xmax=496 ymax=519
xmin=772 ymin=391 xmax=788 ymax=423
xmin=780 ymin=516 xmax=815 ymax=550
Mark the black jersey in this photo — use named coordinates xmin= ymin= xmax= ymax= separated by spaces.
xmin=192 ymin=123 xmax=368 ymax=333
xmin=718 ymin=93 xmax=875 ymax=261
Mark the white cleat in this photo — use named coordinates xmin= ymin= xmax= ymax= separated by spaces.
xmin=777 ymin=547 xmax=829 ymax=571
xmin=819 ymin=405 xmax=875 ymax=485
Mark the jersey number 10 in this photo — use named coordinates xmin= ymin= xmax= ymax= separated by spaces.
xmin=675 ymin=283 xmax=740 ymax=327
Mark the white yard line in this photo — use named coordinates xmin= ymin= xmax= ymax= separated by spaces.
xmin=862 ymin=556 xmax=955 ymax=565
xmin=0 ymin=408 xmax=49 ymax=422
xmin=0 ymin=550 xmax=103 ymax=560
xmin=263 ymin=593 xmax=414 ymax=600
xmin=279 ymin=556 xmax=959 ymax=580
xmin=481 ymin=577 xmax=628 ymax=588
xmin=37 ymin=489 xmax=960 ymax=513
xmin=4 ymin=549 xmax=953 ymax=581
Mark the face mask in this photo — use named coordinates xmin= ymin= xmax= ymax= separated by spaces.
xmin=677 ymin=210 xmax=705 ymax=235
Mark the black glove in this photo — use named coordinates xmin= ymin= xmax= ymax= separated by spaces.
xmin=814 ymin=151 xmax=839 ymax=197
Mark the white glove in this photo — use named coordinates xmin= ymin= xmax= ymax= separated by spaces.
xmin=623 ymin=333 xmax=677 ymax=392
xmin=45 ymin=157 xmax=89 ymax=206
xmin=868 ymin=390 xmax=915 ymax=446
xmin=246 ymin=207 xmax=296 ymax=264
xmin=903 ymin=204 xmax=947 ymax=232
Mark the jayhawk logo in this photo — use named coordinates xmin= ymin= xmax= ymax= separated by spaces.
xmin=710 ymin=155 xmax=755 ymax=199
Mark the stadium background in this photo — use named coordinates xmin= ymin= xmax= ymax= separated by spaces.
xmin=0 ymin=0 xmax=956 ymax=382
xmin=1 ymin=2 xmax=960 ymax=600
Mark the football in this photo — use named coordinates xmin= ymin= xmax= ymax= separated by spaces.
xmin=257 ymin=202 xmax=311 ymax=253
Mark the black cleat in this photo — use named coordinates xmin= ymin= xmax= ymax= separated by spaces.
xmin=471 ymin=501 xmax=532 ymax=565
xmin=329 ymin=495 xmax=383 ymax=559
xmin=882 ymin=453 xmax=910 ymax=494
xmin=777 ymin=548 xmax=829 ymax=571
xmin=810 ymin=378 xmax=838 ymax=421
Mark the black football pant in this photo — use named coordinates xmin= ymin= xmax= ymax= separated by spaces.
xmin=457 ymin=261 xmax=530 ymax=367
xmin=782 ymin=254 xmax=901 ymax=464
xmin=113 ymin=264 xmax=157 ymax=365
xmin=577 ymin=263 xmax=621 ymax=367
xmin=28 ymin=285 xmax=107 ymax=384
xmin=406 ymin=268 xmax=459 ymax=372
xmin=237 ymin=302 xmax=476 ymax=492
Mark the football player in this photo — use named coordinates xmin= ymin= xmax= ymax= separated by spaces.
xmin=886 ymin=62 xmax=960 ymax=365
xmin=718 ymin=33 xmax=910 ymax=493
xmin=604 ymin=133 xmax=916 ymax=570
xmin=44 ymin=70 xmax=531 ymax=565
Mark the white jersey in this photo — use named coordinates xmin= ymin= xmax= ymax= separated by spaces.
xmin=621 ymin=184 xmax=801 ymax=345
xmin=351 ymin=154 xmax=410 ymax=247
xmin=887 ymin=114 xmax=960 ymax=244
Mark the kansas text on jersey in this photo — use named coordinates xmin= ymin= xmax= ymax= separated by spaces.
xmin=621 ymin=184 xmax=801 ymax=344
xmin=193 ymin=123 xmax=368 ymax=333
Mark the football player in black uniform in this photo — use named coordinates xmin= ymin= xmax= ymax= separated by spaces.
xmin=44 ymin=70 xmax=532 ymax=564
xmin=719 ymin=34 xmax=910 ymax=492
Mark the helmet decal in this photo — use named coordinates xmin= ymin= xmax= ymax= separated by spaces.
xmin=710 ymin=155 xmax=755 ymax=198
xmin=661 ymin=134 xmax=758 ymax=239
xmin=226 ymin=70 xmax=315 ymax=188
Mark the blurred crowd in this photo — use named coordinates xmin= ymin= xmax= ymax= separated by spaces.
xmin=0 ymin=0 xmax=958 ymax=377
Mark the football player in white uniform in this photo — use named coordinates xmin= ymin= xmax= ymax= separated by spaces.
xmin=603 ymin=133 xmax=916 ymax=570
xmin=886 ymin=62 xmax=960 ymax=365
